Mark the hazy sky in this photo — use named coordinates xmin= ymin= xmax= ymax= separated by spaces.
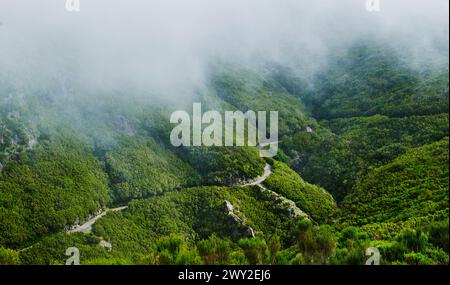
xmin=0 ymin=0 xmax=448 ymax=101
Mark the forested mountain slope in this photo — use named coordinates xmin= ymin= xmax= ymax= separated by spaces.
xmin=0 ymin=41 xmax=448 ymax=265
xmin=341 ymin=138 xmax=448 ymax=225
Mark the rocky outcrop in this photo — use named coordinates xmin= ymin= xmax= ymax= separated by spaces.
xmin=224 ymin=200 xmax=256 ymax=238
xmin=257 ymin=185 xmax=309 ymax=219
xmin=99 ymin=239 xmax=112 ymax=252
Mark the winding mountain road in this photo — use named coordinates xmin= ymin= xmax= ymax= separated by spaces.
xmin=238 ymin=163 xmax=309 ymax=219
xmin=67 ymin=206 xmax=127 ymax=234
xmin=239 ymin=163 xmax=273 ymax=186
xmin=67 ymin=162 xmax=306 ymax=235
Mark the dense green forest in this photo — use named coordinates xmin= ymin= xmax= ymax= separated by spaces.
xmin=0 ymin=42 xmax=448 ymax=265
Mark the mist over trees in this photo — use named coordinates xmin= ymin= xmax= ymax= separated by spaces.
xmin=0 ymin=1 xmax=448 ymax=265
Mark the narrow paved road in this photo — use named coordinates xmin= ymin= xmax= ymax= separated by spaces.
xmin=67 ymin=206 xmax=127 ymax=234
xmin=67 ymin=162 xmax=304 ymax=235
xmin=239 ymin=163 xmax=272 ymax=186
xmin=238 ymin=163 xmax=309 ymax=219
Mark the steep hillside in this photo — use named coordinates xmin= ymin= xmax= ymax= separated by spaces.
xmin=341 ymin=138 xmax=449 ymax=225
xmin=0 ymin=40 xmax=448 ymax=265
xmin=302 ymin=114 xmax=449 ymax=200
xmin=310 ymin=43 xmax=449 ymax=119
xmin=0 ymin=134 xmax=110 ymax=248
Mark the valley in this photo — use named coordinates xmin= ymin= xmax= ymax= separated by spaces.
xmin=0 ymin=1 xmax=448 ymax=266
